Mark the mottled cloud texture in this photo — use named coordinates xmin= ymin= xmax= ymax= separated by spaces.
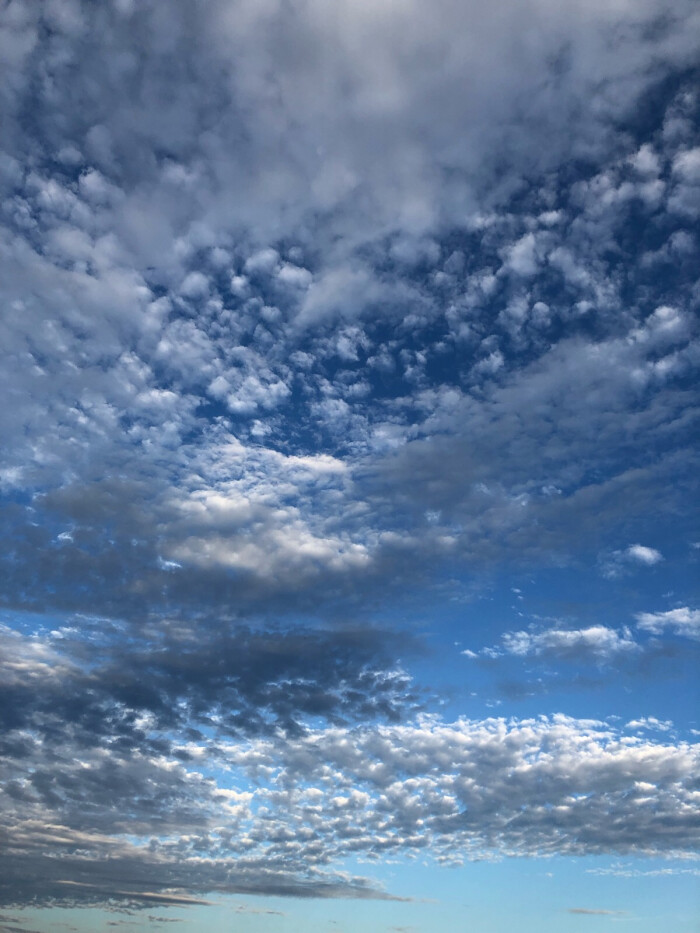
xmin=0 ymin=0 xmax=699 ymax=915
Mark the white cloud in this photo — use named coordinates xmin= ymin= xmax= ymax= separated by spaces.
xmin=636 ymin=607 xmax=700 ymax=640
xmin=0 ymin=0 xmax=698 ymax=913
xmin=626 ymin=717 xmax=673 ymax=732
xmin=503 ymin=232 xmax=540 ymax=276
xmin=672 ymin=147 xmax=700 ymax=184
xmin=601 ymin=545 xmax=664 ymax=578
xmin=225 ymin=715 xmax=700 ymax=862
xmin=179 ymin=270 xmax=210 ymax=299
xmin=464 ymin=624 xmax=641 ymax=662
xmin=625 ymin=544 xmax=663 ymax=565
xmin=587 ymin=865 xmax=700 ymax=878
xmin=244 ymin=248 xmax=280 ymax=275
xmin=501 ymin=625 xmax=639 ymax=660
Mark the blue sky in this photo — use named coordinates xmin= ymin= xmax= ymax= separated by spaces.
xmin=0 ymin=1 xmax=699 ymax=931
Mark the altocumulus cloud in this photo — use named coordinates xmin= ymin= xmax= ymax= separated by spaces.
xmin=1 ymin=0 xmax=699 ymax=622
xmin=1 ymin=714 xmax=698 ymax=907
xmin=0 ymin=0 xmax=699 ymax=916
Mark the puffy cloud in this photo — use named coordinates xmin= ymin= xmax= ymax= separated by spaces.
xmin=464 ymin=605 xmax=700 ymax=667
xmin=626 ymin=717 xmax=673 ymax=732
xmin=500 ymin=625 xmax=640 ymax=661
xmin=1 ymin=713 xmax=697 ymax=908
xmin=601 ymin=545 xmax=665 ymax=578
xmin=0 ymin=46 xmax=698 ymax=619
xmin=463 ymin=623 xmax=641 ymax=665
xmin=625 ymin=545 xmax=663 ymax=566
xmin=636 ymin=607 xmax=700 ymax=639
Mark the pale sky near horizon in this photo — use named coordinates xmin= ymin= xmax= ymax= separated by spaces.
xmin=0 ymin=1 xmax=699 ymax=931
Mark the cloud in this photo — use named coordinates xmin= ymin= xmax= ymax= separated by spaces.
xmin=587 ymin=865 xmax=700 ymax=878
xmin=568 ymin=908 xmax=627 ymax=916
xmin=6 ymin=711 xmax=698 ymax=907
xmin=625 ymin=545 xmax=663 ymax=566
xmin=234 ymin=903 xmax=285 ymax=916
xmin=1 ymin=0 xmax=699 ymax=919
xmin=601 ymin=545 xmax=665 ymax=578
xmin=626 ymin=717 xmax=673 ymax=732
xmin=635 ymin=607 xmax=700 ymax=639
xmin=501 ymin=625 xmax=640 ymax=661
xmin=1 ymin=61 xmax=699 ymax=622
xmin=463 ymin=603 xmax=700 ymax=670
xmin=0 ymin=619 xmax=419 ymax=754
xmin=463 ymin=623 xmax=640 ymax=663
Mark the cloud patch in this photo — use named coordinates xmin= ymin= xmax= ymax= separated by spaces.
xmin=1 ymin=715 xmax=697 ymax=908
xmin=636 ymin=607 xmax=700 ymax=640
xmin=601 ymin=545 xmax=664 ymax=578
xmin=464 ymin=623 xmax=640 ymax=663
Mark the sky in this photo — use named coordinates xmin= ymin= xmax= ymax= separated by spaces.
xmin=0 ymin=1 xmax=699 ymax=931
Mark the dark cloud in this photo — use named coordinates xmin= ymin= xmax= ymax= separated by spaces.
xmin=0 ymin=619 xmax=419 ymax=753
xmin=0 ymin=850 xmax=403 ymax=911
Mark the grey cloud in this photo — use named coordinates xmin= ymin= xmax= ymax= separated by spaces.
xmin=1 ymin=2 xmax=699 ymax=916
xmin=0 ymin=850 xmax=396 ymax=910
xmin=226 ymin=716 xmax=700 ymax=863
xmin=360 ymin=326 xmax=698 ymax=569
xmin=8 ymin=0 xmax=688 ymax=249
xmin=1 ymin=715 xmax=697 ymax=908
xmin=0 ymin=54 xmax=698 ymax=622
xmin=0 ymin=619 xmax=419 ymax=753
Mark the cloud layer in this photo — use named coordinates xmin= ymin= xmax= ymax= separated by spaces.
xmin=2 ymin=713 xmax=698 ymax=907
xmin=1 ymin=0 xmax=699 ymax=915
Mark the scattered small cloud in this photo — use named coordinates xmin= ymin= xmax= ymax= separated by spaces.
xmin=234 ymin=904 xmax=285 ymax=917
xmin=601 ymin=545 xmax=663 ymax=578
xmin=626 ymin=545 xmax=663 ymax=566
xmin=626 ymin=717 xmax=673 ymax=732
xmin=463 ymin=624 xmax=639 ymax=663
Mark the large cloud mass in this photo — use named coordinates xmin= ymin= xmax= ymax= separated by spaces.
xmin=1 ymin=0 xmax=699 ymax=914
